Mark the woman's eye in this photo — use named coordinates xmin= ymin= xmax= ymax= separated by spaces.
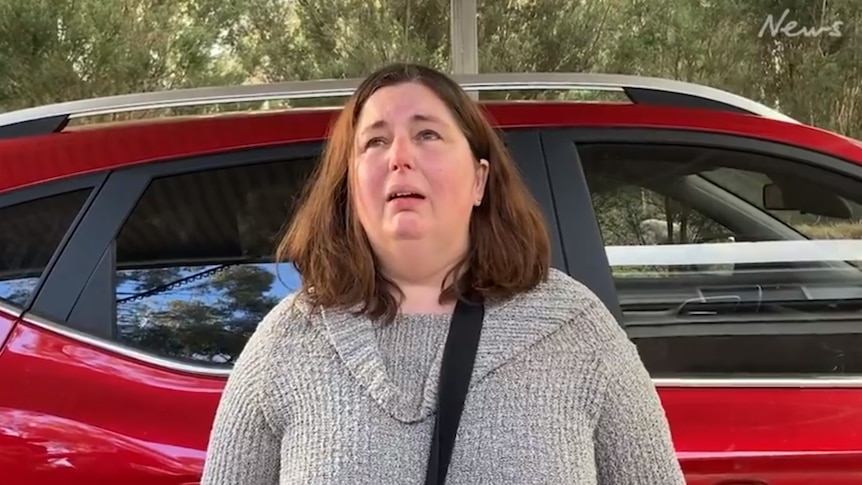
xmin=418 ymin=130 xmax=441 ymax=141
xmin=365 ymin=137 xmax=386 ymax=149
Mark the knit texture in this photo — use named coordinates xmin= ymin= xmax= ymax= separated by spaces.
xmin=200 ymin=268 xmax=686 ymax=484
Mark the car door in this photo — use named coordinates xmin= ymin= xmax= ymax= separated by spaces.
xmin=541 ymin=126 xmax=862 ymax=485
xmin=0 ymin=140 xmax=329 ymax=485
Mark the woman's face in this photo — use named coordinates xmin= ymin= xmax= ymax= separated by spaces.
xmin=350 ymin=82 xmax=488 ymax=257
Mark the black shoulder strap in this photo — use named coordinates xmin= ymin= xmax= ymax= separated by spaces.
xmin=424 ymin=297 xmax=485 ymax=485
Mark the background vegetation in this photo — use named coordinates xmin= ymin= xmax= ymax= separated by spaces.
xmin=1 ymin=0 xmax=860 ymax=135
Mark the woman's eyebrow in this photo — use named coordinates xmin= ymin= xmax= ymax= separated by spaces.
xmin=360 ymin=113 xmax=446 ymax=135
xmin=411 ymin=113 xmax=444 ymax=124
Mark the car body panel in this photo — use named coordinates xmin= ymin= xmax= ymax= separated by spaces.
xmin=0 ymin=304 xmax=19 ymax=352
xmin=0 ymin=320 xmax=220 ymax=485
xmin=2 ymin=103 xmax=862 ymax=196
xmin=662 ymin=388 xmax=862 ymax=483
xmin=5 ymin=313 xmax=862 ymax=484
xmin=1 ymin=97 xmax=862 ymax=484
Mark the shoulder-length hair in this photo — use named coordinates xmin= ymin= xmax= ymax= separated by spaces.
xmin=276 ymin=63 xmax=550 ymax=322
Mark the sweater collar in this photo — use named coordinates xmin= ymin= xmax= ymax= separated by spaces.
xmin=314 ymin=276 xmax=571 ymax=424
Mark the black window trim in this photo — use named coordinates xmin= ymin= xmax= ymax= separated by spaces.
xmin=24 ymin=129 xmax=564 ymax=377
xmin=541 ymin=126 xmax=862 ymax=388
xmin=540 ymin=128 xmax=624 ymax=322
xmin=0 ymin=171 xmax=107 ymax=313
xmin=505 ymin=128 xmax=567 ymax=269
xmin=564 ymin=127 xmax=862 ymax=180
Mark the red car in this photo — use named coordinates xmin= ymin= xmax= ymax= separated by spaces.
xmin=1 ymin=73 xmax=861 ymax=485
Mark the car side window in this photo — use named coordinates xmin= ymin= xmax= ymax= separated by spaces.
xmin=591 ymin=175 xmax=736 ymax=278
xmin=0 ymin=189 xmax=91 ymax=308
xmin=578 ymin=142 xmax=862 ymax=377
xmin=113 ymin=158 xmax=314 ymax=366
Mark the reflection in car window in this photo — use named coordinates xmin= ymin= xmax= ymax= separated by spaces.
xmin=113 ymin=157 xmax=315 ymax=365
xmin=116 ymin=262 xmax=300 ymax=364
xmin=702 ymin=167 xmax=862 ymax=240
xmin=0 ymin=189 xmax=91 ymax=308
xmin=590 ymin=180 xmax=735 ymax=278
xmin=578 ymin=142 xmax=862 ymax=377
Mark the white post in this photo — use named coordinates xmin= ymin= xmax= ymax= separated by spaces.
xmin=450 ymin=0 xmax=479 ymax=99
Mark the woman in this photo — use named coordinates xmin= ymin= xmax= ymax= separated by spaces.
xmin=201 ymin=63 xmax=686 ymax=484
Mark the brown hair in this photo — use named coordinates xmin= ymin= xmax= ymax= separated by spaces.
xmin=276 ymin=63 xmax=550 ymax=322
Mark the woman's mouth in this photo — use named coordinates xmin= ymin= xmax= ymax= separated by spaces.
xmin=387 ymin=192 xmax=425 ymax=201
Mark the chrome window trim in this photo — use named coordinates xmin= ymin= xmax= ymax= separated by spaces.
xmin=0 ymin=299 xmax=22 ymax=318
xmin=652 ymin=376 xmax=862 ymax=388
xmin=21 ymin=311 xmax=231 ymax=377
xmin=16 ymin=310 xmax=862 ymax=386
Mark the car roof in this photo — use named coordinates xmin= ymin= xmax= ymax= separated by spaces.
xmin=1 ymin=72 xmax=861 ymax=196
xmin=0 ymin=71 xmax=799 ymax=129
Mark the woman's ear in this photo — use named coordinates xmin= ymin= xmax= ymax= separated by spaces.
xmin=474 ymin=158 xmax=490 ymax=206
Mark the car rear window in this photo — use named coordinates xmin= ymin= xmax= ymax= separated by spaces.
xmin=113 ymin=158 xmax=313 ymax=365
xmin=0 ymin=189 xmax=91 ymax=308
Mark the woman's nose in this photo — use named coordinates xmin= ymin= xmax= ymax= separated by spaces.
xmin=388 ymin=135 xmax=415 ymax=171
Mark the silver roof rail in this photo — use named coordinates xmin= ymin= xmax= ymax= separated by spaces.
xmin=0 ymin=72 xmax=798 ymax=132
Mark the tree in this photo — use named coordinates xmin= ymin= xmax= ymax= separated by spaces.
xmin=3 ymin=0 xmax=862 ymax=137
xmin=116 ymin=263 xmax=295 ymax=364
xmin=0 ymin=0 xmax=243 ymax=112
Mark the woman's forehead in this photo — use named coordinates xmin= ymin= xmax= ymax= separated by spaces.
xmin=356 ymin=83 xmax=455 ymax=130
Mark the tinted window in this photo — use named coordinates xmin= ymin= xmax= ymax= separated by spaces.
xmin=114 ymin=158 xmax=314 ymax=365
xmin=579 ymin=143 xmax=862 ymax=377
xmin=0 ymin=189 xmax=90 ymax=308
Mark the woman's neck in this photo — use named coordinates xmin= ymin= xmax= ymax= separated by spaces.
xmin=395 ymin=283 xmax=456 ymax=314
xmin=381 ymin=247 xmax=465 ymax=315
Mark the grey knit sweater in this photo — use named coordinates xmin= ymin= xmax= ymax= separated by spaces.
xmin=200 ymin=268 xmax=686 ymax=484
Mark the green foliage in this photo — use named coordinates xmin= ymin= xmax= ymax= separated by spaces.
xmin=0 ymin=0 xmax=244 ymax=111
xmin=2 ymin=0 xmax=860 ymax=134
xmin=116 ymin=265 xmax=284 ymax=365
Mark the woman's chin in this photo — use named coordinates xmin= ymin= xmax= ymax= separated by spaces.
xmin=385 ymin=214 xmax=427 ymax=240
